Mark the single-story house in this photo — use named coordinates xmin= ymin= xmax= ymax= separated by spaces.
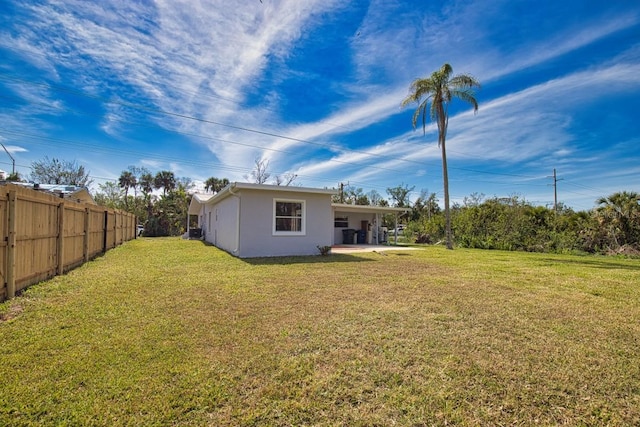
xmin=188 ymin=182 xmax=409 ymax=258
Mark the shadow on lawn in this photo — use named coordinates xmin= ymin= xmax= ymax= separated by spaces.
xmin=191 ymin=240 xmax=374 ymax=265
xmin=538 ymin=257 xmax=640 ymax=271
xmin=241 ymin=253 xmax=375 ymax=266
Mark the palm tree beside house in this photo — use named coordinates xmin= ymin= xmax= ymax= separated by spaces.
xmin=401 ymin=63 xmax=480 ymax=249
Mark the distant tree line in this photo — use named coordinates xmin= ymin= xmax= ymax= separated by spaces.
xmin=320 ymin=182 xmax=640 ymax=255
xmin=95 ymin=166 xmax=205 ymax=237
xmin=403 ymin=191 xmax=640 ymax=255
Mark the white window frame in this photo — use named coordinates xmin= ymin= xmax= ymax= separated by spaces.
xmin=273 ymin=198 xmax=306 ymax=236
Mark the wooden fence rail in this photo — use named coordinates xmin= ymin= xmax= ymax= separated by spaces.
xmin=1 ymin=183 xmax=137 ymax=302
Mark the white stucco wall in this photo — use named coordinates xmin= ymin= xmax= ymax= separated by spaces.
xmin=206 ymin=195 xmax=240 ymax=255
xmin=235 ymin=188 xmax=333 ymax=258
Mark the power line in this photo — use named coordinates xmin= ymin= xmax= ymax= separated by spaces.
xmin=562 ymin=179 xmax=608 ymax=194
xmin=1 ymin=127 xmax=570 ymax=204
xmin=0 ymin=73 xmax=427 ymax=168
xmin=0 ymin=72 xmax=561 ymax=182
xmin=0 ymin=127 xmax=415 ymax=188
xmin=1 ymin=74 xmax=608 ymax=205
xmin=0 ymin=129 xmax=405 ymax=194
xmin=1 ymin=72 xmax=568 ymax=194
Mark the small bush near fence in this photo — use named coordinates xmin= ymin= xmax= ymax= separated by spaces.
xmin=0 ymin=183 xmax=136 ymax=301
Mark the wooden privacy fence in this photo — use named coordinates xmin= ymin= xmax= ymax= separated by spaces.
xmin=0 ymin=183 xmax=137 ymax=302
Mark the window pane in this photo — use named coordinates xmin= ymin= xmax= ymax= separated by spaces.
xmin=275 ymin=217 xmax=303 ymax=232
xmin=275 ymin=202 xmax=288 ymax=216
xmin=276 ymin=202 xmax=302 ymax=217
xmin=276 ymin=218 xmax=292 ymax=231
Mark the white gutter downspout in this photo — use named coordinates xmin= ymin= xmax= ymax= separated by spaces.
xmin=228 ymin=183 xmax=241 ymax=255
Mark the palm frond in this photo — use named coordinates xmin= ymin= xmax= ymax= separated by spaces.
xmin=451 ymin=89 xmax=479 ymax=112
xmin=401 ymin=64 xmax=479 ymax=133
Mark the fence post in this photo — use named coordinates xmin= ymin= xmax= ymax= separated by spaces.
xmin=6 ymin=190 xmax=16 ymax=299
xmin=83 ymin=207 xmax=90 ymax=263
xmin=103 ymin=210 xmax=108 ymax=253
xmin=57 ymin=201 xmax=65 ymax=275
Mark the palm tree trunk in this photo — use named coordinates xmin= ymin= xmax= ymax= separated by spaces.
xmin=437 ymin=104 xmax=453 ymax=250
xmin=441 ymin=137 xmax=453 ymax=250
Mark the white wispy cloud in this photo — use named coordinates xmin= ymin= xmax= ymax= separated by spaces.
xmin=286 ymin=57 xmax=640 ymax=191
xmin=2 ymin=145 xmax=28 ymax=154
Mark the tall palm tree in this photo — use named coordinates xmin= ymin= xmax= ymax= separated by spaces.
xmin=154 ymin=170 xmax=176 ymax=196
xmin=139 ymin=172 xmax=155 ymax=219
xmin=204 ymin=177 xmax=229 ymax=193
xmin=118 ymin=171 xmax=137 ymax=209
xmin=401 ymin=63 xmax=480 ymax=249
xmin=139 ymin=173 xmax=154 ymax=197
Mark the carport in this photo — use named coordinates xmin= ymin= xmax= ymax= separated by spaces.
xmin=331 ymin=203 xmax=410 ymax=246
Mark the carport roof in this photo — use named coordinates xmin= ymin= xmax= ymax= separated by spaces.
xmin=332 ymin=203 xmax=410 ymax=214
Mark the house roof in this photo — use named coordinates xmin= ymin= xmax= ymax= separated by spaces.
xmin=188 ymin=182 xmax=338 ymax=215
xmin=188 ymin=193 xmax=214 ymax=215
xmin=188 ymin=182 xmax=412 ymax=217
xmin=219 ymin=182 xmax=338 ymax=197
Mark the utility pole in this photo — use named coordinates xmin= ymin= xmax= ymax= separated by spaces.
xmin=548 ymin=168 xmax=563 ymax=213
xmin=339 ymin=182 xmax=344 ymax=204
xmin=0 ymin=142 xmax=15 ymax=175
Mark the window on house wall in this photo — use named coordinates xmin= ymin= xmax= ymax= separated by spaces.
xmin=334 ymin=216 xmax=348 ymax=228
xmin=273 ymin=199 xmax=305 ymax=235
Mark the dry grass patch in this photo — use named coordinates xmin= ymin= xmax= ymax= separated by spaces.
xmin=1 ymin=238 xmax=639 ymax=425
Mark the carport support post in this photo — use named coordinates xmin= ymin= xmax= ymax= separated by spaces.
xmin=394 ymin=212 xmax=398 ymax=245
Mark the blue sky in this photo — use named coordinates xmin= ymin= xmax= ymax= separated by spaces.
xmin=1 ymin=0 xmax=639 ymax=211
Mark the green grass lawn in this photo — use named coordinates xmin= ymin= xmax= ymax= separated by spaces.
xmin=1 ymin=238 xmax=639 ymax=426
